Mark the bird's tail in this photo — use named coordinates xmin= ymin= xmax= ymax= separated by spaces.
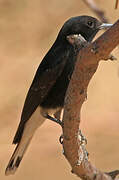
xmin=5 ymin=107 xmax=46 ymax=175
xmin=5 ymin=134 xmax=32 ymax=175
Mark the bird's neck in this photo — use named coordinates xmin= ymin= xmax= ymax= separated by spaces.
xmin=39 ymin=37 xmax=74 ymax=72
xmin=51 ymin=37 xmax=73 ymax=57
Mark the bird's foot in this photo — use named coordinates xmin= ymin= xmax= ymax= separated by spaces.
xmin=59 ymin=134 xmax=63 ymax=144
xmin=59 ymin=130 xmax=88 ymax=145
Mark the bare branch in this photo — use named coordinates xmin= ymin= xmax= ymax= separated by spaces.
xmin=115 ymin=0 xmax=119 ymax=9
xmin=83 ymin=0 xmax=109 ymax=23
xmin=62 ymin=19 xmax=119 ymax=180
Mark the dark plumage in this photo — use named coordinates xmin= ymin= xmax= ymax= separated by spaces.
xmin=5 ymin=15 xmax=112 ymax=175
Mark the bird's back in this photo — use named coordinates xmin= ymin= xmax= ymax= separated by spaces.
xmin=40 ymin=44 xmax=76 ymax=109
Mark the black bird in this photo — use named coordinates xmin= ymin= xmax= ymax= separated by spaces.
xmin=5 ymin=15 xmax=112 ymax=175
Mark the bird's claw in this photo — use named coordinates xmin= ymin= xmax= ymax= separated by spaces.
xmin=59 ymin=134 xmax=63 ymax=144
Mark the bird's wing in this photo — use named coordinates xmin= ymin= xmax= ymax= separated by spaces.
xmin=13 ymin=55 xmax=68 ymax=144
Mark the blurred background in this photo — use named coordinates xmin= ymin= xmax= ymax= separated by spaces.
xmin=0 ymin=0 xmax=119 ymax=179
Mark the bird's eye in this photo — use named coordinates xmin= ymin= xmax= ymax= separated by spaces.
xmin=87 ymin=21 xmax=94 ymax=28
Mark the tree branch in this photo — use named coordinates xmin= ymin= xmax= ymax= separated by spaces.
xmin=62 ymin=19 xmax=119 ymax=180
xmin=115 ymin=0 xmax=119 ymax=9
xmin=83 ymin=0 xmax=109 ymax=23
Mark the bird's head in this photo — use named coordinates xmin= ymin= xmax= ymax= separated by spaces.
xmin=58 ymin=16 xmax=112 ymax=43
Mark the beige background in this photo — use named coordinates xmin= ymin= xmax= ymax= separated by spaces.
xmin=0 ymin=0 xmax=119 ymax=179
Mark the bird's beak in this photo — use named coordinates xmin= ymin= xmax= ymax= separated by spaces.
xmin=98 ymin=23 xmax=113 ymax=30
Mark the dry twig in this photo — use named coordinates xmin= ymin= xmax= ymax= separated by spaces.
xmin=83 ymin=0 xmax=109 ymax=23
xmin=62 ymin=18 xmax=119 ymax=180
xmin=115 ymin=0 xmax=119 ymax=9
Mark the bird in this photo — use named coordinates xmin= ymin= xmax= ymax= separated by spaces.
xmin=5 ymin=15 xmax=112 ymax=175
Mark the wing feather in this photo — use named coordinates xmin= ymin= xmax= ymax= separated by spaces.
xmin=13 ymin=55 xmax=68 ymax=144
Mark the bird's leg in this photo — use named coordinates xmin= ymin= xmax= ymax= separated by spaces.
xmin=54 ymin=109 xmax=64 ymax=143
xmin=46 ymin=114 xmax=64 ymax=145
xmin=45 ymin=114 xmax=63 ymax=127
